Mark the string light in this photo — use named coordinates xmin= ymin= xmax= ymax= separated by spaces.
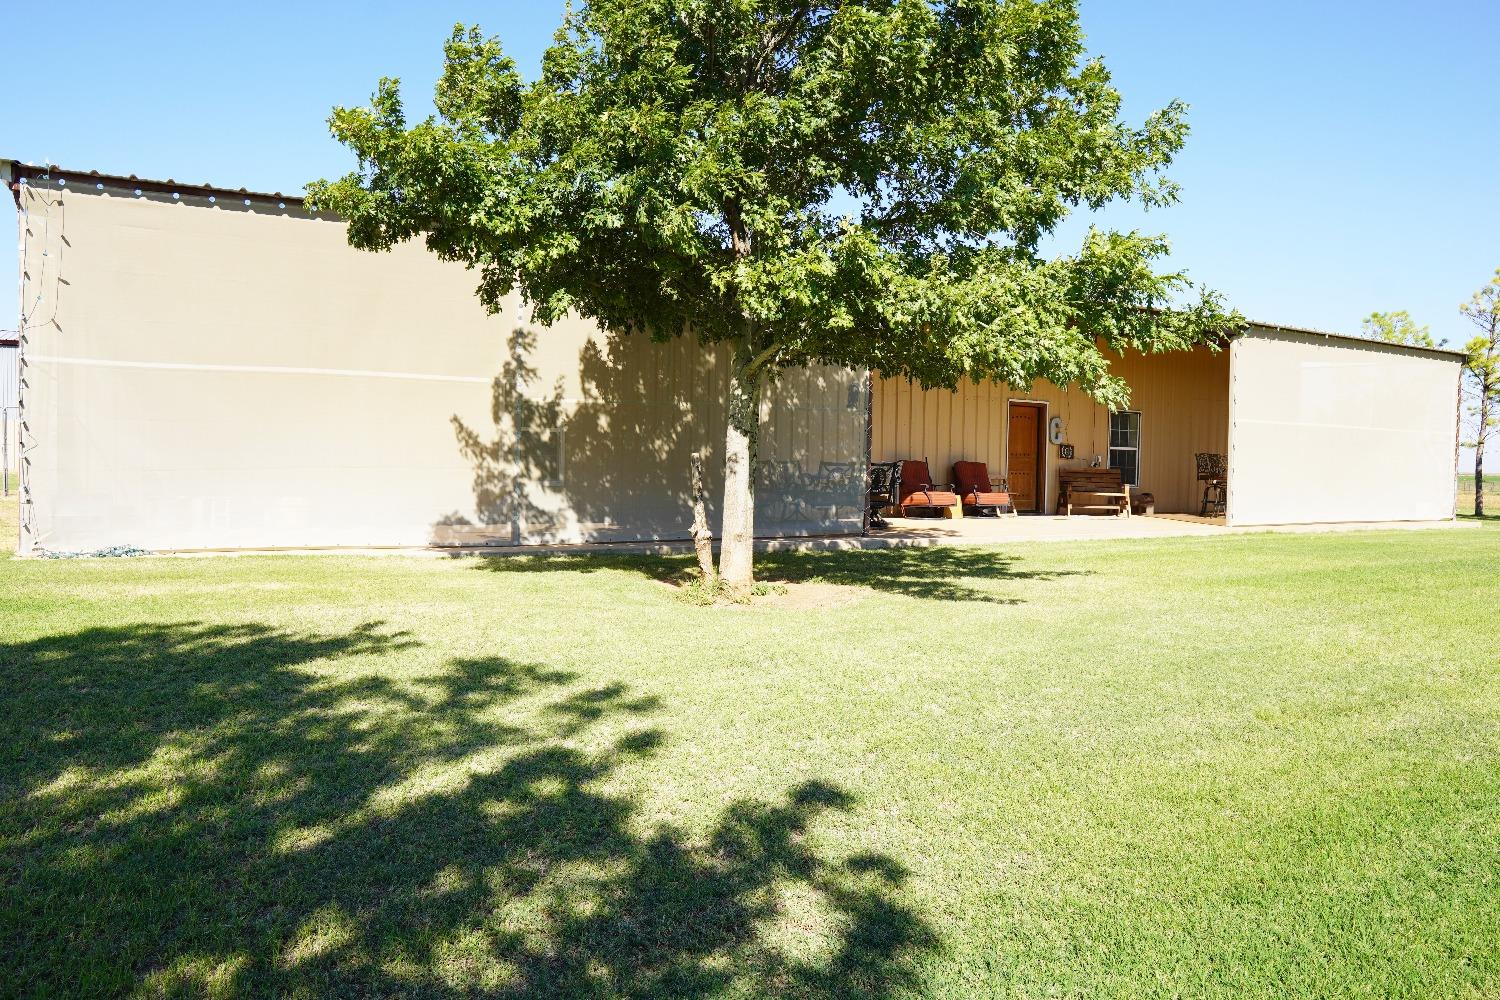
xmin=12 ymin=166 xmax=67 ymax=549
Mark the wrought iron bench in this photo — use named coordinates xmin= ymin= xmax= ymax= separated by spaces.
xmin=804 ymin=461 xmax=862 ymax=519
xmin=756 ymin=460 xmax=807 ymax=523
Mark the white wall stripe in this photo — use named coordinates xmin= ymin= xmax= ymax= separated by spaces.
xmin=27 ymin=354 xmax=493 ymax=384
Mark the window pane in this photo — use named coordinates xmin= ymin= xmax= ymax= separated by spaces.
xmin=1110 ymin=411 xmax=1140 ymax=449
xmin=1109 ymin=448 xmax=1138 ymax=486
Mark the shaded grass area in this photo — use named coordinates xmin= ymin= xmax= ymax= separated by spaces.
xmin=474 ymin=546 xmax=1091 ymax=605
xmin=3 ymin=527 xmax=1499 ymax=997
xmin=1 ymin=624 xmax=923 ymax=997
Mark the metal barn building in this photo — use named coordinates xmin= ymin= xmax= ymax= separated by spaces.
xmin=6 ymin=161 xmax=1465 ymax=555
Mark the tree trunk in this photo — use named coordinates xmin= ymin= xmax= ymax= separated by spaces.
xmin=1477 ymin=421 xmax=1487 ymax=518
xmin=689 ymin=451 xmax=716 ymax=582
xmin=718 ymin=354 xmax=762 ymax=589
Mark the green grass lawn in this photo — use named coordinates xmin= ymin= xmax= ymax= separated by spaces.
xmin=3 ymin=526 xmax=1499 ymax=998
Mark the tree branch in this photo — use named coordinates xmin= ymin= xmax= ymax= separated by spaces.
xmin=742 ymin=340 xmax=783 ymax=375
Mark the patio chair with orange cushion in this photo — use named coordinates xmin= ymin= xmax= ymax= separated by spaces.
xmin=952 ymin=461 xmax=1017 ymax=517
xmin=897 ymin=459 xmax=960 ymax=517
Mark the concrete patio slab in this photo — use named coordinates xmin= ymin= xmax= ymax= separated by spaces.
xmin=859 ymin=512 xmax=1474 ymax=546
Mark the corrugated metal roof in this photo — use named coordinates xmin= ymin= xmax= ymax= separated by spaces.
xmin=1244 ymin=320 xmax=1468 ymax=361
xmin=5 ymin=159 xmax=307 ymax=210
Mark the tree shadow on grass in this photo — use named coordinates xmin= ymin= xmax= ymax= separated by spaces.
xmin=756 ymin=547 xmax=1090 ymax=604
xmin=0 ymin=622 xmax=936 ymax=998
xmin=472 ymin=546 xmax=1088 ymax=604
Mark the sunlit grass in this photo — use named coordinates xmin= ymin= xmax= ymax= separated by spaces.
xmin=1459 ymin=473 xmax=1498 ymax=519
xmin=2 ymin=526 xmax=1498 ymax=998
xmin=0 ymin=489 xmax=16 ymax=559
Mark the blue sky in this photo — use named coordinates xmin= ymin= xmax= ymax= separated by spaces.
xmin=3 ymin=1 xmax=1496 ymax=463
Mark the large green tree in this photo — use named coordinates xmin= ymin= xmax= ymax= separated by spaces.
xmin=1362 ymin=310 xmax=1438 ymax=349
xmin=309 ymin=0 xmax=1233 ymax=586
xmin=1461 ymin=270 xmax=1500 ymax=516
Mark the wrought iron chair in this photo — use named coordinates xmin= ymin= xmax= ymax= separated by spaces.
xmin=866 ymin=461 xmax=900 ymax=529
xmin=1195 ymin=452 xmax=1228 ymax=517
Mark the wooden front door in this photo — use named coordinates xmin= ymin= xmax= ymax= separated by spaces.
xmin=1007 ymin=403 xmax=1044 ymax=512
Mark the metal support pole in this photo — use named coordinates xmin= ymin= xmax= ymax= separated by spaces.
xmin=2 ymin=408 xmax=9 ymax=498
xmin=861 ymin=371 xmax=873 ymax=536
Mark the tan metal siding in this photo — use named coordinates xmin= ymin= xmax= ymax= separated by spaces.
xmin=871 ymin=347 xmax=1229 ymax=514
xmin=1108 ymin=347 xmax=1231 ymax=514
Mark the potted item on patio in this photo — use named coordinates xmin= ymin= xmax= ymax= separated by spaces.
xmin=897 ymin=459 xmax=960 ymax=518
xmin=952 ymin=461 xmax=1018 ymax=517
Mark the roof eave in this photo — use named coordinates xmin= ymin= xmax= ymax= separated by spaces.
xmin=5 ymin=159 xmax=306 ymax=210
xmin=1242 ymin=320 xmax=1468 ymax=361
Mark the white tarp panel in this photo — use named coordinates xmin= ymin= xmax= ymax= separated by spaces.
xmin=15 ymin=173 xmax=864 ymax=554
xmin=1228 ymin=329 xmax=1461 ymax=525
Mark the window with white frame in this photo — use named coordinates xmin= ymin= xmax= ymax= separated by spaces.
xmin=1108 ymin=411 xmax=1141 ymax=486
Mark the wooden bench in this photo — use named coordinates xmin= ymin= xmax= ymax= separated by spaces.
xmin=1057 ymin=468 xmax=1131 ymax=517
